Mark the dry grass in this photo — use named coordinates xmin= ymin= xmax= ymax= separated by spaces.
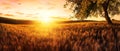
xmin=0 ymin=22 xmax=120 ymax=51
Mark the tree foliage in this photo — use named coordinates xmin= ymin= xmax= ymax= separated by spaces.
xmin=65 ymin=0 xmax=120 ymax=19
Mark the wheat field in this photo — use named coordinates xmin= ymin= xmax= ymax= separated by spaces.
xmin=0 ymin=21 xmax=120 ymax=51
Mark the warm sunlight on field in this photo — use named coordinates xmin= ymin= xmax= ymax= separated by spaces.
xmin=0 ymin=0 xmax=120 ymax=51
xmin=0 ymin=22 xmax=120 ymax=51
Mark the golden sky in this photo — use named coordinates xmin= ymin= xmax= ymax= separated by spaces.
xmin=0 ymin=0 xmax=119 ymax=20
xmin=0 ymin=0 xmax=73 ymax=19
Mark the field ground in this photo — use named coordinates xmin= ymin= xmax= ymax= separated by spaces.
xmin=0 ymin=21 xmax=120 ymax=51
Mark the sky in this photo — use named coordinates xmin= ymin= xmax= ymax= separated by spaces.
xmin=0 ymin=0 xmax=119 ymax=20
xmin=0 ymin=0 xmax=73 ymax=19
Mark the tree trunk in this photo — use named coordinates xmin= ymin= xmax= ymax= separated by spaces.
xmin=102 ymin=0 xmax=113 ymax=25
xmin=103 ymin=7 xmax=113 ymax=25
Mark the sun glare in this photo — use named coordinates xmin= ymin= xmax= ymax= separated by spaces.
xmin=36 ymin=10 xmax=56 ymax=23
xmin=40 ymin=17 xmax=52 ymax=23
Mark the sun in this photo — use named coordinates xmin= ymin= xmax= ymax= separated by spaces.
xmin=40 ymin=17 xmax=52 ymax=23
xmin=35 ymin=9 xmax=68 ymax=23
xmin=36 ymin=10 xmax=56 ymax=23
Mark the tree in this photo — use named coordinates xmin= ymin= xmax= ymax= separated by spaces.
xmin=64 ymin=0 xmax=120 ymax=25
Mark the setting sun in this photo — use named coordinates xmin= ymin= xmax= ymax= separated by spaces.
xmin=35 ymin=10 xmax=56 ymax=23
xmin=35 ymin=9 xmax=66 ymax=23
xmin=39 ymin=17 xmax=52 ymax=23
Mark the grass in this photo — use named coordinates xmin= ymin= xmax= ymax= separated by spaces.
xmin=0 ymin=20 xmax=120 ymax=51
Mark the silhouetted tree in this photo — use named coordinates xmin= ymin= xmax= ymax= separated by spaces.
xmin=65 ymin=0 xmax=120 ymax=25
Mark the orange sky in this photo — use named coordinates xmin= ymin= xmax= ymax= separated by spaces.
xmin=0 ymin=0 xmax=119 ymax=20
xmin=0 ymin=0 xmax=73 ymax=19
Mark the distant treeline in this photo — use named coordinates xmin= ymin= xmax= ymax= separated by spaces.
xmin=0 ymin=17 xmax=34 ymax=24
xmin=0 ymin=17 xmax=119 ymax=24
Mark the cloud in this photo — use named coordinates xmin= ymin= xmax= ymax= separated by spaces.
xmin=0 ymin=0 xmax=66 ymax=10
xmin=0 ymin=0 xmax=72 ymax=19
